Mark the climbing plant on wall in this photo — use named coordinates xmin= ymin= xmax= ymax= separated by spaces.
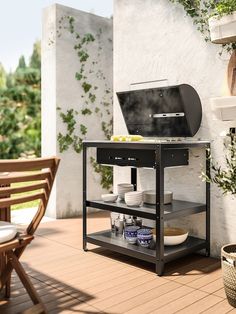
xmin=56 ymin=15 xmax=113 ymax=190
xmin=169 ymin=0 xmax=236 ymax=54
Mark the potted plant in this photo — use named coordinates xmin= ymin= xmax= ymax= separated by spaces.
xmin=209 ymin=0 xmax=236 ymax=44
xmin=202 ymin=131 xmax=236 ymax=307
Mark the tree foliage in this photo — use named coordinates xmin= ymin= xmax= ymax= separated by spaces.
xmin=0 ymin=63 xmax=6 ymax=89
xmin=16 ymin=56 xmax=26 ymax=71
xmin=0 ymin=41 xmax=41 ymax=159
xmin=29 ymin=41 xmax=41 ymax=69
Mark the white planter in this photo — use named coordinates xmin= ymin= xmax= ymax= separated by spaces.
xmin=211 ymin=96 xmax=236 ymax=121
xmin=209 ymin=11 xmax=236 ymax=44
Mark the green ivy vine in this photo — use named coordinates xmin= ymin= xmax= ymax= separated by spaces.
xmin=56 ymin=15 xmax=113 ymax=190
xmin=90 ymin=157 xmax=113 ymax=190
xmin=169 ymin=0 xmax=236 ymax=54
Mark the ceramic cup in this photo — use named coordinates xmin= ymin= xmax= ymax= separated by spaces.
xmin=137 ymin=228 xmax=153 ymax=248
xmin=124 ymin=226 xmax=140 ymax=244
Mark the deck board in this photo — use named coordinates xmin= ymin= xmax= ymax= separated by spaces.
xmin=0 ymin=211 xmax=234 ymax=313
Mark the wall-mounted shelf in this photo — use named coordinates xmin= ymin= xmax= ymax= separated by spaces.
xmin=211 ymin=96 xmax=236 ymax=121
xmin=209 ymin=12 xmax=236 ymax=44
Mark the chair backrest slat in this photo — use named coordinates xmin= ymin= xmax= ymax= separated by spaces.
xmin=0 ymin=158 xmax=56 ymax=172
xmin=0 ymin=182 xmax=48 ymax=196
xmin=0 ymin=157 xmax=60 ymax=236
xmin=0 ymin=192 xmax=46 ymax=208
xmin=0 ymin=171 xmax=52 ymax=185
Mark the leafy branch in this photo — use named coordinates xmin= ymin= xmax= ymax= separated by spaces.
xmin=169 ymin=0 xmax=236 ymax=54
xmin=90 ymin=157 xmax=113 ymax=190
xmin=202 ymin=135 xmax=236 ymax=195
xmin=57 ymin=108 xmax=85 ymax=154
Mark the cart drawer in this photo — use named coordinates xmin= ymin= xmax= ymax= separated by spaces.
xmin=97 ymin=148 xmax=189 ymax=168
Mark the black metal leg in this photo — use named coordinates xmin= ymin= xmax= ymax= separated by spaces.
xmin=155 ymin=146 xmax=165 ymax=276
xmin=131 ymin=168 xmax=137 ymax=190
xmin=206 ymin=144 xmax=211 ymax=257
xmin=156 ymin=260 xmax=165 ymax=276
xmin=83 ymin=144 xmax=88 ymax=252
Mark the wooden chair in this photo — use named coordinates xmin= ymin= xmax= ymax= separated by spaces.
xmin=0 ymin=157 xmax=60 ymax=314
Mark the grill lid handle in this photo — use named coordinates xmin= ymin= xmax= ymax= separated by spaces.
xmin=149 ymin=113 xmax=185 ymax=118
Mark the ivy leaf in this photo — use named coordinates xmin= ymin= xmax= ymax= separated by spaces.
xmin=82 ymin=82 xmax=92 ymax=93
xmin=78 ymin=50 xmax=89 ymax=62
xmin=74 ymin=43 xmax=82 ymax=50
xmin=81 ymin=33 xmax=95 ymax=45
xmin=80 ymin=124 xmax=87 ymax=135
xmin=75 ymin=72 xmax=83 ymax=81
xmin=89 ymin=93 xmax=96 ymax=103
xmin=81 ymin=108 xmax=92 ymax=115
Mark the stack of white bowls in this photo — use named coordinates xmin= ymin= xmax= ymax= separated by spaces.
xmin=117 ymin=183 xmax=134 ymax=200
xmin=125 ymin=191 xmax=143 ymax=207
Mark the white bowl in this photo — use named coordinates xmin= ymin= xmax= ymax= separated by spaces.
xmin=125 ymin=200 xmax=142 ymax=207
xmin=126 ymin=191 xmax=143 ymax=197
xmin=117 ymin=183 xmax=134 ymax=189
xmin=125 ymin=191 xmax=143 ymax=207
xmin=125 ymin=197 xmax=143 ymax=202
xmin=143 ymin=190 xmax=173 ymax=205
xmin=152 ymin=228 xmax=188 ymax=246
xmin=101 ymin=193 xmax=118 ymax=203
xmin=125 ymin=191 xmax=143 ymax=201
xmin=117 ymin=183 xmax=134 ymax=200
xmin=125 ymin=197 xmax=142 ymax=202
xmin=125 ymin=197 xmax=143 ymax=201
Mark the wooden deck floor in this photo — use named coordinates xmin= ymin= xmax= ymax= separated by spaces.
xmin=0 ymin=212 xmax=236 ymax=314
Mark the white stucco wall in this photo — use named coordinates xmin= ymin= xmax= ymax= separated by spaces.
xmin=113 ymin=0 xmax=236 ymax=257
xmin=42 ymin=4 xmax=113 ymax=218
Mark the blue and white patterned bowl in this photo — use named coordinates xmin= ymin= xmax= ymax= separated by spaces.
xmin=124 ymin=226 xmax=140 ymax=244
xmin=137 ymin=228 xmax=153 ymax=248
xmin=137 ymin=228 xmax=152 ymax=236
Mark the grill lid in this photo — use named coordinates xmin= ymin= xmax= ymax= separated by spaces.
xmin=117 ymin=84 xmax=202 ymax=137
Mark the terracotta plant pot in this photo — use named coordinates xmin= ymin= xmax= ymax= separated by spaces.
xmin=228 ymin=50 xmax=236 ymax=96
xmin=221 ymin=244 xmax=236 ymax=308
xmin=209 ymin=12 xmax=236 ymax=44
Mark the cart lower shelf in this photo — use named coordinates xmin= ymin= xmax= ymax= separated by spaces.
xmin=86 ymin=230 xmax=207 ymax=264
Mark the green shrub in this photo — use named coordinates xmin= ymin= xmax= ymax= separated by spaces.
xmin=0 ymin=41 xmax=41 ymax=159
